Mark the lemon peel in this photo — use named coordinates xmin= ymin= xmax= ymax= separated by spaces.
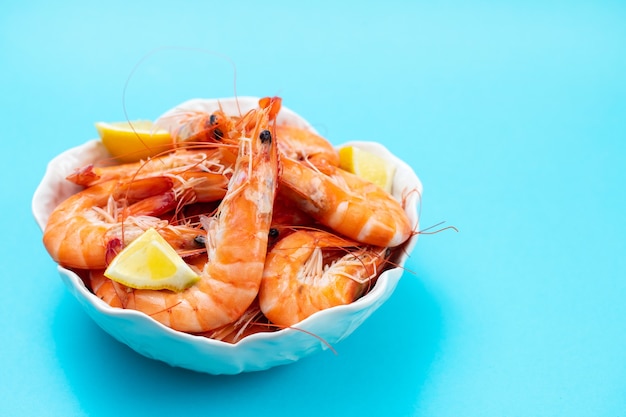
xmin=104 ymin=228 xmax=199 ymax=292
xmin=95 ymin=120 xmax=173 ymax=163
xmin=338 ymin=146 xmax=396 ymax=193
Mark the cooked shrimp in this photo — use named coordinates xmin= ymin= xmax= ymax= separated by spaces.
xmin=66 ymin=147 xmax=236 ymax=187
xmin=42 ymin=176 xmax=205 ymax=270
xmin=279 ymin=157 xmax=412 ymax=247
xmin=167 ymin=108 xmax=239 ymax=145
xmin=258 ymin=230 xmax=390 ymax=327
xmin=90 ymin=97 xmax=281 ymax=333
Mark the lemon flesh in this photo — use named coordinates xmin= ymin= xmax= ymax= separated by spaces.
xmin=104 ymin=228 xmax=200 ymax=292
xmin=339 ymin=146 xmax=396 ymax=193
xmin=96 ymin=120 xmax=173 ymax=163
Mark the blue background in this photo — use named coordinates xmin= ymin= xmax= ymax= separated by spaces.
xmin=2 ymin=1 xmax=625 ymax=416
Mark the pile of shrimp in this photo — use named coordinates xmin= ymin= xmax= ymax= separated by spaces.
xmin=42 ymin=96 xmax=414 ymax=343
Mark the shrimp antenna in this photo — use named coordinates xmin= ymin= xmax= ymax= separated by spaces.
xmin=418 ymin=221 xmax=459 ymax=235
xmin=121 ymin=46 xmax=239 ymax=125
xmin=288 ymin=326 xmax=339 ymax=355
xmin=253 ymin=323 xmax=338 ymax=355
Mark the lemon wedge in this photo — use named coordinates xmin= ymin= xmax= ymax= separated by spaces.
xmin=104 ymin=228 xmax=200 ymax=292
xmin=95 ymin=120 xmax=173 ymax=163
xmin=339 ymin=146 xmax=396 ymax=193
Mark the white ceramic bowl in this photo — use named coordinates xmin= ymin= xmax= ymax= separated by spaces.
xmin=32 ymin=97 xmax=422 ymax=375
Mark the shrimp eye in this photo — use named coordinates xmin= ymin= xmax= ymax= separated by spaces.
xmin=268 ymin=228 xmax=279 ymax=239
xmin=384 ymin=247 xmax=392 ymax=258
xmin=259 ymin=129 xmax=272 ymax=144
xmin=194 ymin=235 xmax=207 ymax=246
xmin=209 ymin=114 xmax=218 ymax=125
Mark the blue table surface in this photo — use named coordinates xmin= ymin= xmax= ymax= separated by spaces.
xmin=2 ymin=1 xmax=625 ymax=416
